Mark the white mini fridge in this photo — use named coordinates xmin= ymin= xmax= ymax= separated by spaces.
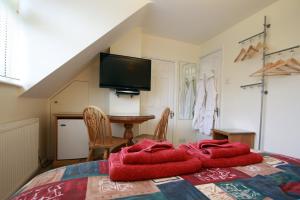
xmin=57 ymin=119 xmax=89 ymax=160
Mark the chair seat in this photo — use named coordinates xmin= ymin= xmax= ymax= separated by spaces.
xmin=89 ymin=136 xmax=128 ymax=149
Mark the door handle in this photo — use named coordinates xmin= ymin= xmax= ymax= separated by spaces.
xmin=170 ymin=111 xmax=175 ymax=119
xmin=60 ymin=124 xmax=66 ymax=127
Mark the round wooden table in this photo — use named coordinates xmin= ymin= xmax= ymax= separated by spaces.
xmin=108 ymin=114 xmax=155 ymax=144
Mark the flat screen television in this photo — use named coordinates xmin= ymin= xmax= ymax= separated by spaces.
xmin=99 ymin=53 xmax=151 ymax=91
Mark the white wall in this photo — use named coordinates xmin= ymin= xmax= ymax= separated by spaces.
xmin=199 ymin=0 xmax=300 ymax=157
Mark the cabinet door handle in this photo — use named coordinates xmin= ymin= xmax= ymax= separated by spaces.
xmin=60 ymin=124 xmax=66 ymax=127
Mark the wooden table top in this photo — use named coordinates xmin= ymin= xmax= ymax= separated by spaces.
xmin=213 ymin=129 xmax=255 ymax=135
xmin=108 ymin=114 xmax=155 ymax=124
xmin=53 ymin=113 xmax=155 ymax=124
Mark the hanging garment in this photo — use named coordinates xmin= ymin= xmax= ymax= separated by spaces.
xmin=203 ymin=76 xmax=217 ymax=135
xmin=180 ymin=80 xmax=196 ymax=119
xmin=192 ymin=78 xmax=206 ymax=131
xmin=184 ymin=80 xmax=196 ymax=119
xmin=179 ymin=80 xmax=188 ymax=119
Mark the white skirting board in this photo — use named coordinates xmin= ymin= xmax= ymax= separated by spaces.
xmin=0 ymin=118 xmax=39 ymax=200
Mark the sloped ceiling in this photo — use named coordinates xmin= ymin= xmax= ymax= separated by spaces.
xmin=143 ymin=0 xmax=277 ymax=44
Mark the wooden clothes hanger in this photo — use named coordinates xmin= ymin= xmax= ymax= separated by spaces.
xmin=255 ymin=42 xmax=263 ymax=52
xmin=250 ymin=62 xmax=283 ymax=77
xmin=250 ymin=62 xmax=274 ymax=77
xmin=249 ymin=42 xmax=268 ymax=59
xmin=247 ymin=42 xmax=267 ymax=59
xmin=255 ymin=42 xmax=269 ymax=52
xmin=241 ymin=45 xmax=259 ymax=61
xmin=289 ymin=57 xmax=300 ymax=66
xmin=263 ymin=59 xmax=294 ymax=75
xmin=250 ymin=60 xmax=291 ymax=77
xmin=234 ymin=48 xmax=246 ymax=63
xmin=264 ymin=71 xmax=291 ymax=76
xmin=280 ymin=62 xmax=300 ymax=73
xmin=264 ymin=59 xmax=287 ymax=72
xmin=234 ymin=41 xmax=266 ymax=63
xmin=266 ymin=58 xmax=300 ymax=74
xmin=286 ymin=57 xmax=300 ymax=72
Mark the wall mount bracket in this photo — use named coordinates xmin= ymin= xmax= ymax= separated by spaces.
xmin=115 ymin=89 xmax=140 ymax=98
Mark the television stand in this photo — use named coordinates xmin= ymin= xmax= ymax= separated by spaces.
xmin=115 ymin=89 xmax=140 ymax=97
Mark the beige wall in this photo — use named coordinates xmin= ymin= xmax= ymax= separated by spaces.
xmin=142 ymin=34 xmax=200 ymax=62
xmin=0 ymin=84 xmax=48 ymax=160
xmin=46 ymin=0 xmax=300 ymax=158
xmin=47 ymin=58 xmax=109 ymax=158
xmin=199 ymin=0 xmax=300 ymax=157
xmin=141 ymin=34 xmax=201 ymax=145
xmin=109 ymin=28 xmax=142 ymax=116
xmin=48 ymin=29 xmax=202 ymax=152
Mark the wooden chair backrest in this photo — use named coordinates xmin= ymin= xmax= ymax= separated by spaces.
xmin=83 ymin=106 xmax=112 ymax=145
xmin=153 ymin=107 xmax=171 ymax=140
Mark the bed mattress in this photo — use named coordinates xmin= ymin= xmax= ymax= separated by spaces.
xmin=10 ymin=152 xmax=300 ymax=199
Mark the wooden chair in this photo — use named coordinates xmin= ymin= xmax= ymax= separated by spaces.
xmin=133 ymin=107 xmax=171 ymax=143
xmin=83 ymin=106 xmax=128 ymax=161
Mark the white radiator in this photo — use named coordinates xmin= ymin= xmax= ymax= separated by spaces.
xmin=0 ymin=118 xmax=39 ymax=200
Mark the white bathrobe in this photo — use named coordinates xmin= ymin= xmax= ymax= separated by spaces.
xmin=179 ymin=81 xmax=188 ymax=119
xmin=184 ymin=80 xmax=196 ymax=119
xmin=203 ymin=76 xmax=217 ymax=135
xmin=192 ymin=78 xmax=206 ymax=131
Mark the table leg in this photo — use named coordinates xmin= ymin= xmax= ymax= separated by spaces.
xmin=124 ymin=123 xmax=134 ymax=145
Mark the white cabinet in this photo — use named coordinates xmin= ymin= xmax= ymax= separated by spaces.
xmin=57 ymin=119 xmax=89 ymax=160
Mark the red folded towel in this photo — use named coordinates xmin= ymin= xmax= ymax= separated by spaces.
xmin=200 ymin=142 xmax=250 ymax=159
xmin=109 ymin=152 xmax=202 ymax=181
xmin=199 ymin=153 xmax=263 ymax=168
xmin=179 ymin=144 xmax=263 ymax=168
xmin=121 ymin=147 xmax=187 ymax=164
xmin=128 ymin=139 xmax=174 ymax=153
xmin=181 ymin=139 xmax=250 ymax=159
xmin=121 ymin=139 xmax=187 ymax=164
xmin=196 ymin=139 xmax=229 ymax=149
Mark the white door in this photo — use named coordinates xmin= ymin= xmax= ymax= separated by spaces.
xmin=57 ymin=119 xmax=89 ymax=160
xmin=140 ymin=59 xmax=175 ymax=143
xmin=199 ymin=50 xmax=222 ymax=129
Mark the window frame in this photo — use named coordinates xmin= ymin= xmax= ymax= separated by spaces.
xmin=0 ymin=1 xmax=21 ymax=87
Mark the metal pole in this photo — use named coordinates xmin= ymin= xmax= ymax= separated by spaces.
xmin=258 ymin=16 xmax=268 ymax=150
xmin=240 ymin=82 xmax=262 ymax=89
xmin=238 ymin=32 xmax=265 ymax=44
xmin=265 ymin=45 xmax=300 ymax=57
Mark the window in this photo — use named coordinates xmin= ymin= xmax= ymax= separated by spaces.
xmin=0 ymin=2 xmax=19 ymax=84
xmin=0 ymin=4 xmax=9 ymax=77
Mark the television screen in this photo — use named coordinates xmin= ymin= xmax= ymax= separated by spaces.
xmin=100 ymin=53 xmax=151 ymax=91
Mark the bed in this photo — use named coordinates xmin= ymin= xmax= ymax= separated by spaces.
xmin=11 ymin=152 xmax=300 ymax=200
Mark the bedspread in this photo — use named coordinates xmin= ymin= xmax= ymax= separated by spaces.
xmin=11 ymin=152 xmax=300 ymax=199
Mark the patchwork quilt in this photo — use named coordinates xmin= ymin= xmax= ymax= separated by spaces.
xmin=11 ymin=152 xmax=300 ymax=200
